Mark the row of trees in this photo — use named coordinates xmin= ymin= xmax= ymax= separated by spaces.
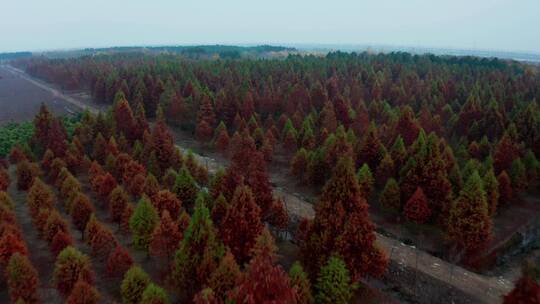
xmin=2 ymin=102 xmax=371 ymax=303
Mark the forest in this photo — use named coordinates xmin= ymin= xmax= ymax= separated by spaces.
xmin=1 ymin=50 xmax=540 ymax=303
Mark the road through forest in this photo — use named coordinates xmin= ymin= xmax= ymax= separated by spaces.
xmin=5 ymin=64 xmax=514 ymax=303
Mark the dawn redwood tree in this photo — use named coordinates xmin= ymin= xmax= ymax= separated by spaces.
xmin=128 ymin=173 xmax=146 ymax=198
xmin=140 ymin=283 xmax=170 ymax=304
xmin=88 ymin=224 xmax=117 ymax=257
xmin=510 ymin=158 xmax=528 ymax=191
xmin=150 ymin=210 xmax=182 ymax=260
xmin=166 ymin=90 xmax=187 ymax=125
xmin=289 ymin=261 xmax=314 ymax=304
xmin=33 ymin=103 xmax=53 ymax=147
xmin=267 ymin=197 xmax=289 ymax=231
xmin=17 ymin=160 xmax=38 ymax=191
xmin=483 ymin=169 xmax=500 ymax=216
xmin=114 ymin=97 xmax=136 ymax=141
xmin=83 ymin=214 xmax=99 ymax=244
xmin=0 ymin=167 xmax=9 ymax=191
xmin=53 ymin=246 xmax=95 ymax=296
xmin=46 ymin=118 xmax=68 ymax=157
xmin=198 ymin=94 xmax=216 ymax=126
xmin=106 ymin=245 xmax=134 ymax=278
xmin=228 ymin=229 xmax=297 ymax=303
xmin=494 ymin=131 xmax=520 ymax=174
xmin=315 ymin=256 xmax=357 ymax=304
xmin=44 ymin=210 xmax=69 ymax=243
xmin=320 ymin=101 xmax=337 ymax=133
xmin=92 ymin=133 xmax=108 ymax=164
xmin=152 ymin=190 xmax=182 ymax=219
xmin=171 ymin=199 xmax=223 ymax=301
xmin=357 ymin=164 xmax=374 ymax=198
xmin=0 ymin=191 xmax=15 ymax=210
xmin=214 ymin=126 xmax=230 ymax=153
xmin=97 ymin=173 xmax=117 ymax=199
xmin=396 ymin=106 xmax=420 ymax=146
xmin=108 ymin=186 xmax=129 ymax=223
xmin=379 ymin=178 xmax=401 ymax=211
xmin=390 ymin=136 xmax=407 ymax=170
xmin=121 ymin=265 xmax=151 ymax=304
xmin=323 ymin=127 xmax=354 ymax=174
xmin=60 ymin=174 xmax=82 ymax=209
xmin=246 ymin=151 xmax=274 ymax=216
xmin=210 ymin=194 xmax=229 ymax=227
xmin=196 ymin=119 xmax=214 ymax=143
xmin=6 ymin=253 xmax=40 ymax=304
xmin=356 ymin=124 xmax=384 ymax=170
xmin=66 ymin=279 xmax=101 ymax=304
xmin=121 ymin=203 xmax=135 ymax=233
xmin=290 ymin=148 xmax=310 ymax=180
xmin=207 ymin=249 xmax=241 ymax=301
xmin=504 ymin=263 xmax=540 ymax=304
xmin=400 ymin=132 xmax=452 ymax=225
xmin=448 ymin=170 xmax=492 ymax=254
xmin=70 ymin=193 xmax=95 ymax=238
xmin=220 ymin=185 xmax=263 ymax=264
xmin=152 ymin=119 xmax=176 ymax=174
xmin=302 ymin=156 xmax=387 ymax=280
xmin=107 ymin=136 xmax=120 ymax=156
xmin=129 ymin=196 xmax=159 ymax=251
xmin=50 ymin=230 xmax=74 ymax=257
xmin=34 ymin=208 xmax=52 ymax=235
xmin=143 ymin=174 xmax=160 ymax=200
xmin=498 ymin=170 xmax=513 ymax=206
xmin=403 ymin=187 xmax=431 ymax=224
xmin=375 ymin=153 xmax=395 ymax=187
xmin=193 ymin=288 xmax=218 ymax=304
xmin=335 ymin=206 xmax=387 ymax=281
xmin=27 ymin=178 xmax=55 ymax=218
xmin=173 ymin=167 xmax=198 ymax=209
xmin=0 ymin=230 xmax=28 ymax=265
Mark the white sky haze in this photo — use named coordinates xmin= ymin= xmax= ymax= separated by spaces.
xmin=1 ymin=0 xmax=539 ymax=53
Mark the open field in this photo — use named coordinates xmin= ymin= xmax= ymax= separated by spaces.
xmin=0 ymin=65 xmax=92 ymax=125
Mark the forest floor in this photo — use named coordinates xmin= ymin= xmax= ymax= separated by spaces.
xmin=3 ymin=63 xmax=526 ymax=303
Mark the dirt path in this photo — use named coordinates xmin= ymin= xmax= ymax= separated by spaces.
xmin=5 ymin=167 xmax=62 ymax=303
xmin=171 ymin=137 xmax=513 ymax=304
xmin=9 ymin=67 xmax=514 ymax=303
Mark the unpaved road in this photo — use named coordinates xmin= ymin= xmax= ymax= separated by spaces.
xmin=8 ymin=65 xmax=514 ymax=303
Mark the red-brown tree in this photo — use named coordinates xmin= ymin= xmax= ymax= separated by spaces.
xmin=0 ymin=230 xmax=28 ymax=266
xmin=66 ymin=279 xmax=101 ymax=304
xmin=228 ymin=229 xmax=297 ymax=303
xmin=150 ymin=210 xmax=182 ymax=260
xmin=302 ymin=156 xmax=387 ymax=280
xmin=109 ymin=186 xmax=130 ymax=223
xmin=152 ymin=189 xmax=182 ymax=219
xmin=50 ymin=230 xmax=74 ymax=257
xmin=106 ymin=245 xmax=134 ymax=278
xmin=6 ymin=253 xmax=40 ymax=304
xmin=53 ymin=246 xmax=95 ymax=296
xmin=403 ymin=187 xmax=431 ymax=224
xmin=44 ymin=210 xmax=70 ymax=243
xmin=220 ymin=185 xmax=263 ymax=264
xmin=70 ymin=193 xmax=95 ymax=237
xmin=504 ymin=263 xmax=540 ymax=304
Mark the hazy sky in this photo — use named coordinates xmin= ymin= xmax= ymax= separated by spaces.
xmin=1 ymin=0 xmax=539 ymax=53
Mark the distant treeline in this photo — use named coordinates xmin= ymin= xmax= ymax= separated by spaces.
xmin=0 ymin=52 xmax=32 ymax=61
xmin=39 ymin=45 xmax=297 ymax=59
